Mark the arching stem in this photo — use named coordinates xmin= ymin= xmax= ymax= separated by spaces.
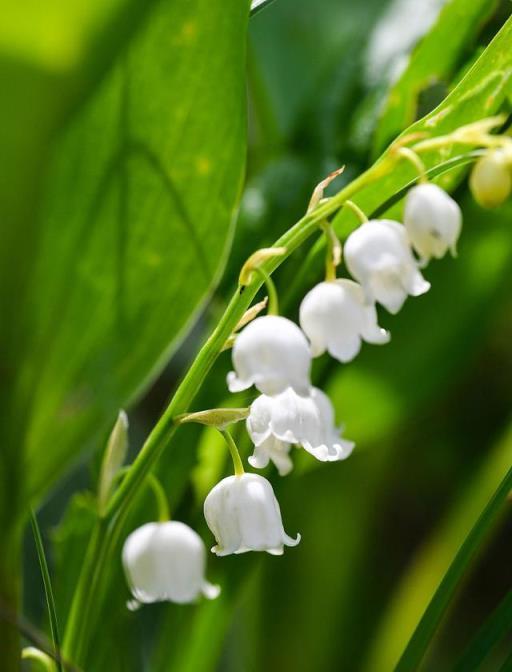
xmin=220 ymin=429 xmax=245 ymax=476
xmin=320 ymin=220 xmax=341 ymax=281
xmin=146 ymin=474 xmax=170 ymax=522
xmin=344 ymin=200 xmax=369 ymax=224
xmin=397 ymin=146 xmax=428 ymax=183
xmin=254 ymin=267 xmax=279 ymax=315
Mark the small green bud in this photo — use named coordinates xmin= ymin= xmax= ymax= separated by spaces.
xmin=175 ymin=408 xmax=249 ymax=430
xmin=470 ymin=151 xmax=511 ymax=208
xmin=98 ymin=410 xmax=129 ymax=513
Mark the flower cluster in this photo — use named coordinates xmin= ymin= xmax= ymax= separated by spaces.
xmin=121 ymin=121 xmax=512 ymax=608
xmin=224 ymin=181 xmax=461 ymax=484
xmin=228 ymin=314 xmax=355 ymax=475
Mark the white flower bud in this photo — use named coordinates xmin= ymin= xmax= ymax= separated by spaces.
xmin=299 ymin=279 xmax=389 ymax=362
xmin=227 ymin=315 xmax=311 ymax=395
xmin=247 ymin=387 xmax=354 ymax=474
xmin=403 ymin=183 xmax=462 ymax=264
xmin=203 ymin=473 xmax=300 ymax=556
xmin=344 ymin=219 xmax=430 ymax=314
xmin=470 ymin=151 xmax=512 ymax=208
xmin=122 ymin=521 xmax=220 ymax=605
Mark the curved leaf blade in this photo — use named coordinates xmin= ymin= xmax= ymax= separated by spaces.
xmin=455 ymin=589 xmax=512 ymax=671
xmin=373 ymin=0 xmax=498 ymax=155
xmin=363 ymin=416 xmax=512 ymax=671
xmin=30 ymin=510 xmax=62 ymax=672
xmin=395 ymin=457 xmax=512 ymax=670
xmin=16 ymin=0 xmax=249 ymax=500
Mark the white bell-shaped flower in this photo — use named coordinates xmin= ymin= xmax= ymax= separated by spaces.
xmin=299 ymin=279 xmax=389 ymax=362
xmin=122 ymin=521 xmax=220 ymax=605
xmin=204 ymin=473 xmax=300 ymax=556
xmin=344 ymin=219 xmax=430 ymax=314
xmin=403 ymin=183 xmax=462 ymax=264
xmin=227 ymin=315 xmax=311 ymax=395
xmin=247 ymin=387 xmax=354 ymax=473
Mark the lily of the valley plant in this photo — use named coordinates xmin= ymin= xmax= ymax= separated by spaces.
xmin=114 ymin=117 xmax=512 ymax=609
xmin=49 ymin=112 xmax=512 ymax=672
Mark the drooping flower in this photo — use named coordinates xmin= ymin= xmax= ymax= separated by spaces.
xmin=122 ymin=521 xmax=220 ymax=605
xmin=299 ymin=279 xmax=389 ymax=362
xmin=403 ymin=183 xmax=462 ymax=264
xmin=469 ymin=150 xmax=512 ymax=208
xmin=227 ymin=315 xmax=311 ymax=395
xmin=344 ymin=219 xmax=430 ymax=314
xmin=247 ymin=386 xmax=354 ymax=474
xmin=203 ymin=473 xmax=300 ymax=556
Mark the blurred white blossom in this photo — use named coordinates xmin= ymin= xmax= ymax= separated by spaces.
xmin=364 ymin=0 xmax=446 ymax=86
xmin=122 ymin=521 xmax=219 ymax=606
xmin=404 ymin=183 xmax=462 ymax=264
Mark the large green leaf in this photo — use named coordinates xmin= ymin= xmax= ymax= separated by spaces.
xmin=0 ymin=0 xmax=162 ymax=344
xmin=5 ymin=0 xmax=248 ymax=504
xmin=372 ymin=0 xmax=499 ymax=155
xmin=0 ymin=0 xmax=163 ymax=545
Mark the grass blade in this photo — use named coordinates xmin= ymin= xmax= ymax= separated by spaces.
xmin=395 ymin=464 xmax=512 ymax=671
xmin=455 ymin=590 xmax=512 ymax=671
xmin=30 ymin=510 xmax=63 ymax=672
xmin=363 ymin=426 xmax=512 ymax=672
xmin=497 ymin=647 xmax=512 ymax=671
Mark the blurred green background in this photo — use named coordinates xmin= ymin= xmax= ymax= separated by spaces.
xmin=2 ymin=0 xmax=512 ymax=670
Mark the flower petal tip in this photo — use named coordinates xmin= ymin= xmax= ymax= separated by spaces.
xmin=286 ymin=532 xmax=301 ymax=547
